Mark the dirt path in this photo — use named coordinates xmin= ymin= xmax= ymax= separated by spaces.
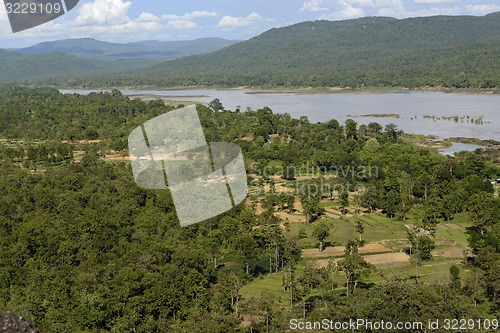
xmin=301 ymin=243 xmax=390 ymax=258
xmin=363 ymin=252 xmax=409 ymax=265
xmin=315 ymin=252 xmax=409 ymax=268
xmin=103 ymin=155 xmax=129 ymax=161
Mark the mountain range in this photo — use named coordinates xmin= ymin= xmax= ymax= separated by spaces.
xmin=14 ymin=37 xmax=239 ymax=61
xmin=124 ymin=13 xmax=500 ymax=89
xmin=0 ymin=38 xmax=239 ymax=83
xmin=0 ymin=13 xmax=499 ymax=89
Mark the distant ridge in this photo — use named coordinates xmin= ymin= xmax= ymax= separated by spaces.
xmin=1 ymin=14 xmax=499 ymax=89
xmin=0 ymin=37 xmax=240 ymax=83
xmin=14 ymin=37 xmax=240 ymax=61
xmin=84 ymin=13 xmax=499 ymax=89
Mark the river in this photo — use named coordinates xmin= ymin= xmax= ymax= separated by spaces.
xmin=60 ymin=89 xmax=500 ymax=141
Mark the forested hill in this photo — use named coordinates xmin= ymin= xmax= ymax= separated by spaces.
xmin=71 ymin=13 xmax=499 ymax=89
xmin=15 ymin=37 xmax=239 ymax=61
xmin=0 ymin=38 xmax=239 ymax=84
xmin=0 ymin=49 xmax=153 ymax=83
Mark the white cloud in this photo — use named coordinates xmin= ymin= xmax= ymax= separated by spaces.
xmin=74 ymin=0 xmax=132 ymax=26
xmin=1 ymin=0 xmax=219 ymax=43
xmin=68 ymin=0 xmax=174 ymax=35
xmin=167 ymin=20 xmax=198 ymax=30
xmin=161 ymin=11 xmax=217 ymax=30
xmin=414 ymin=6 xmax=460 ymax=16
xmin=162 ymin=11 xmax=217 ymax=21
xmin=344 ymin=0 xmax=375 ymax=7
xmin=318 ymin=0 xmax=367 ymax=20
xmin=301 ymin=0 xmax=330 ymax=12
xmin=374 ymin=0 xmax=401 ymax=7
xmin=465 ymin=4 xmax=500 ymax=15
xmin=413 ymin=0 xmax=457 ymax=3
xmin=137 ymin=12 xmax=160 ymax=22
xmin=217 ymin=12 xmax=263 ymax=28
xmin=375 ymin=0 xmax=408 ymax=17
xmin=336 ymin=1 xmax=367 ymax=18
xmin=188 ymin=11 xmax=218 ymax=19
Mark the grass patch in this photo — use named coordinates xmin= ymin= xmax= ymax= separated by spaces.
xmin=240 ymin=273 xmax=290 ymax=307
xmin=435 ymin=224 xmax=469 ymax=248
xmin=371 ymin=257 xmax=463 ymax=285
xmin=355 ymin=214 xmax=408 ymax=242
xmin=291 ymin=213 xmax=419 ymax=249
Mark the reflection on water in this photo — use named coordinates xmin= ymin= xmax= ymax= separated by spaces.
xmin=60 ymin=89 xmax=500 ymax=140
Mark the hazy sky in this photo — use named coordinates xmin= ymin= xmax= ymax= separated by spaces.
xmin=0 ymin=0 xmax=499 ymax=47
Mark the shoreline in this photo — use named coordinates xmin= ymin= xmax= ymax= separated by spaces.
xmin=58 ymin=85 xmax=499 ymax=96
xmin=405 ymin=134 xmax=500 ymax=150
xmin=56 ymin=88 xmax=500 ymax=142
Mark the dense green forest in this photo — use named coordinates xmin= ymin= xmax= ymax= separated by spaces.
xmin=52 ymin=13 xmax=500 ymax=89
xmin=0 ymin=87 xmax=499 ymax=332
xmin=0 ymin=49 xmax=150 ymax=84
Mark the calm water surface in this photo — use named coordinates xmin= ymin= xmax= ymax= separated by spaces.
xmin=61 ymin=89 xmax=500 ymax=141
xmin=439 ymin=142 xmax=489 ymax=156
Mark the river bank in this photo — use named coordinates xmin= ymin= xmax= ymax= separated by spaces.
xmin=66 ymin=85 xmax=499 ymax=96
xmin=60 ymin=88 xmax=500 ymax=141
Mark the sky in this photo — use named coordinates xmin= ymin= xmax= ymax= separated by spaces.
xmin=0 ymin=0 xmax=499 ymax=47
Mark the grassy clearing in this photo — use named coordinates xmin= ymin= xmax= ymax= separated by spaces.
xmin=240 ymin=273 xmax=290 ymax=307
xmin=286 ymin=211 xmax=465 ymax=252
xmin=435 ymin=223 xmax=469 ymax=248
xmin=290 ymin=218 xmax=358 ymax=248
xmin=218 ymin=255 xmax=245 ymax=274
xmin=370 ymin=257 xmax=464 ymax=285
xmin=241 ymin=184 xmax=473 ymax=308
xmin=240 ymin=256 xmax=465 ymax=307
xmin=240 ymin=208 xmax=472 ymax=306
xmin=356 ymin=214 xmax=408 ymax=242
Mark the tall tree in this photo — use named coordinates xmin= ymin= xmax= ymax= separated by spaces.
xmin=468 ymin=192 xmax=495 ymax=235
xmin=354 ymin=219 xmax=364 ymax=243
xmin=312 ymin=222 xmax=330 ymax=251
xmin=236 ymin=234 xmax=259 ymax=274
xmin=338 ymin=240 xmax=371 ymax=296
